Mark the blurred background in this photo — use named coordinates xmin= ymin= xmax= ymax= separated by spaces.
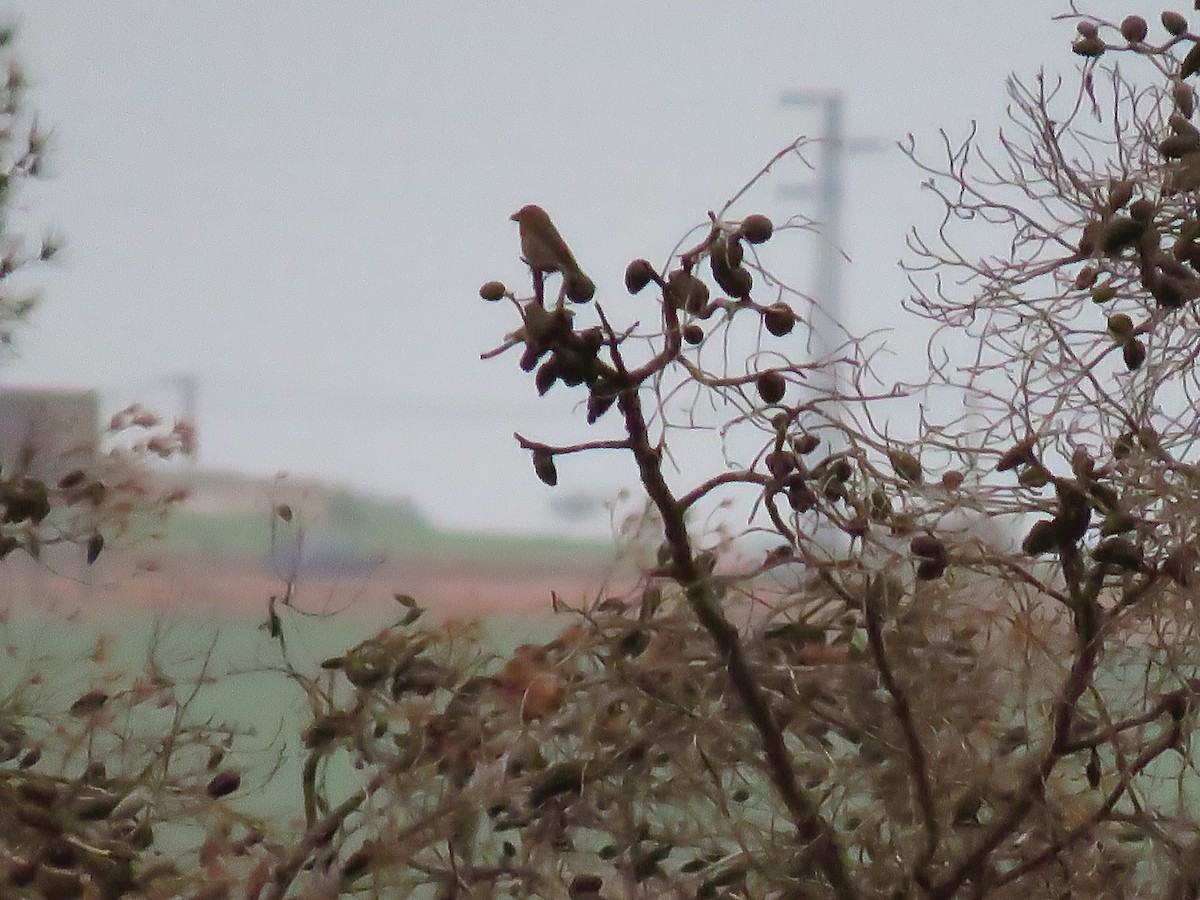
xmin=0 ymin=2 xmax=1132 ymax=558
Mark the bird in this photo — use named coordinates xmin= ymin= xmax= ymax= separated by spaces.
xmin=510 ymin=204 xmax=595 ymax=305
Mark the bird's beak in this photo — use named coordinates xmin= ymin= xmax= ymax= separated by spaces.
xmin=509 ymin=211 xmax=520 ymax=222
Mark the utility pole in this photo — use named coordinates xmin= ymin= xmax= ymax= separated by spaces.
xmin=170 ymin=373 xmax=199 ymax=462
xmin=779 ymin=92 xmax=885 ymax=370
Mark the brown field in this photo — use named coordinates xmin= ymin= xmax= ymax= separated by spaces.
xmin=0 ymin=548 xmax=628 ymax=620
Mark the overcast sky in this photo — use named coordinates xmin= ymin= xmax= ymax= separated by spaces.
xmin=1 ymin=2 xmax=1137 ymax=535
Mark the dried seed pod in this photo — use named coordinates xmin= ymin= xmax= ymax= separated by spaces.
xmin=763 ymin=302 xmax=796 ymax=336
xmin=1123 ymin=337 xmax=1147 ymax=370
xmin=1086 ymin=748 xmax=1102 ymax=788
xmin=1072 ymin=35 xmax=1105 ymax=57
xmin=1 ymin=477 xmax=50 ymax=524
xmin=1113 ymin=431 xmax=1135 ymax=458
xmin=1129 ymin=198 xmax=1157 ymax=223
xmin=570 ymin=875 xmax=605 ymax=898
xmin=1018 ymin=463 xmax=1052 ymax=489
xmin=722 ymin=265 xmax=753 ymax=299
xmin=532 ymin=449 xmax=558 ymax=486
xmin=910 ymin=535 xmax=947 ymax=560
xmin=526 ymin=304 xmax=573 ymax=343
xmin=725 ymin=237 xmax=745 ymax=268
xmin=206 ymin=770 xmax=241 ymax=798
xmin=479 ymin=280 xmax=506 ymax=302
xmin=996 ymin=437 xmax=1037 ymax=472
xmin=1101 ymin=216 xmax=1144 ymax=253
xmin=1088 ymin=481 xmax=1119 ymax=513
xmin=738 ymin=214 xmax=774 ymax=244
xmin=1160 ymin=132 xmax=1200 ymax=158
xmin=535 ymin=358 xmax=560 ymax=396
xmin=1174 ymin=234 xmax=1200 ymax=264
xmin=1152 ymin=275 xmax=1190 ymax=308
xmin=1107 ymin=313 xmax=1134 ymax=340
xmin=1170 ymin=112 xmax=1200 ymax=137
xmin=1157 ymin=255 xmax=1195 ymax=287
xmin=1164 ymin=689 xmax=1189 ymax=721
xmin=1185 ymin=41 xmax=1200 ymax=79
xmin=1078 ymin=220 xmax=1102 ymax=255
xmin=1175 ymin=78 xmax=1197 ymax=118
xmin=775 ymin=471 xmax=807 ymax=500
xmin=343 ymin=848 xmax=373 ymax=882
xmin=530 ymin=761 xmax=586 ymax=807
xmin=916 ymin=557 xmax=947 ymax=580
xmin=1163 ymin=11 xmax=1189 ymax=36
xmin=709 ymin=236 xmax=734 ymax=276
xmin=518 ymin=341 xmax=544 ymax=373
xmin=564 ymin=270 xmax=596 ymax=303
xmin=1120 ymin=14 xmax=1149 ymax=42
xmin=586 ymin=388 xmax=616 ymax=423
xmin=1071 ymin=446 xmax=1095 ymax=482
xmin=682 ymin=323 xmax=704 ymax=345
xmin=664 ymin=270 xmax=692 ymax=310
xmin=7 ymin=857 xmax=36 ymax=888
xmin=1077 ymin=21 xmax=1100 ymax=38
xmin=1022 ymin=519 xmax=1062 ymax=555
xmin=787 ymin=481 xmax=816 ymax=512
xmin=1074 ymin=266 xmax=1098 ymax=290
xmin=764 ymin=450 xmax=796 ymax=480
xmin=792 ymin=433 xmax=820 ymax=455
xmin=577 ymin=325 xmax=605 ymax=354
xmin=1163 ymin=546 xmax=1195 ymax=585
xmin=1099 ymin=512 xmax=1138 ymax=535
xmin=1108 ymin=179 xmax=1135 ymax=211
xmin=34 ymin=867 xmax=83 ymax=900
xmin=831 ymin=458 xmax=854 ymax=482
xmin=706 ymin=237 xmax=751 ymax=299
xmin=555 ymin=349 xmax=591 ymax=386
xmin=1152 ymin=270 xmax=1200 ymax=309
xmin=1092 ymin=536 xmax=1144 ymax=570
xmin=1090 ymin=280 xmax=1118 ymax=303
xmin=624 ymin=258 xmax=656 ymax=294
xmin=70 ymin=689 xmax=108 ymax=716
xmin=82 ymin=480 xmax=106 ymax=506
xmin=74 ymin=791 xmax=120 ymax=821
xmin=755 ymin=370 xmax=787 ymax=404
xmin=887 ymin=449 xmax=923 ymax=484
xmin=941 ymin=470 xmax=965 ymax=490
xmin=57 ymin=469 xmax=86 ymax=490
xmin=1057 ymin=481 xmax=1092 ymax=542
xmin=843 ymin=516 xmax=868 ymax=540
xmin=666 ymin=270 xmax=708 ymax=312
xmin=20 ymin=779 xmax=59 ymax=807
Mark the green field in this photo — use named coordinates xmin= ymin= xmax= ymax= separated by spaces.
xmin=1 ymin=600 xmax=569 ymax=828
xmin=155 ymin=486 xmax=617 ymax=570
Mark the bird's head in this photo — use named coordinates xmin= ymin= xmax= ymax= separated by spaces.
xmin=511 ymin=204 xmax=546 ymax=224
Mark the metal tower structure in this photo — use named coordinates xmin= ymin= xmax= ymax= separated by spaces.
xmin=779 ymin=92 xmax=885 ymax=368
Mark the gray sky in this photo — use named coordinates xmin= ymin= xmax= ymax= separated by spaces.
xmin=2 ymin=2 xmax=1134 ymax=535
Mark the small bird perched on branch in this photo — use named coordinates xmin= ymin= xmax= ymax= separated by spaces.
xmin=511 ymin=204 xmax=595 ymax=305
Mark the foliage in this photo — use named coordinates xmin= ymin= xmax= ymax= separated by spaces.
xmin=12 ymin=4 xmax=1200 ymax=898
xmin=0 ymin=22 xmax=191 ymax=568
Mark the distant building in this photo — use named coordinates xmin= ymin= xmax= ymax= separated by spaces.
xmin=0 ymin=387 xmax=98 ymax=479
